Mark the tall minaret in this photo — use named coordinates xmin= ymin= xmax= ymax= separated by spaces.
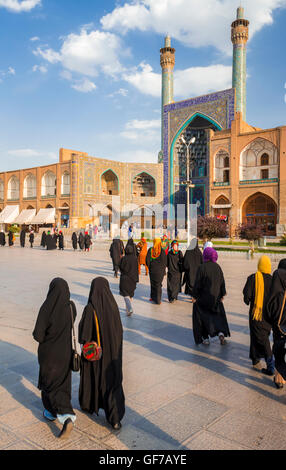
xmin=231 ymin=6 xmax=249 ymax=121
xmin=160 ymin=35 xmax=175 ymax=152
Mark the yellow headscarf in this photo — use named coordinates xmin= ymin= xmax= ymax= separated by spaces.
xmin=151 ymin=238 xmax=162 ymax=260
xmin=252 ymin=256 xmax=271 ymax=321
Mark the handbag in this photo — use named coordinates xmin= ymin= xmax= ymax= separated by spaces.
xmin=82 ymin=311 xmax=102 ymax=362
xmin=70 ymin=305 xmax=80 ymax=372
xmin=277 ymin=291 xmax=286 ymax=336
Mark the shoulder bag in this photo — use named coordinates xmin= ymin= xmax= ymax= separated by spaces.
xmin=82 ymin=311 xmax=102 ymax=361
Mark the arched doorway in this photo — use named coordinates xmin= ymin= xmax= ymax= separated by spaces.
xmin=213 ymin=195 xmax=230 ymax=222
xmin=242 ymin=193 xmax=277 ymax=236
xmin=101 ymin=170 xmax=119 ymax=196
xmin=132 ymin=173 xmax=156 ymax=197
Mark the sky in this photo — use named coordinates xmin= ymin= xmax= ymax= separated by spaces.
xmin=0 ymin=0 xmax=286 ymax=172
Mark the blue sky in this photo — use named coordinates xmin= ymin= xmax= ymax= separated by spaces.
xmin=0 ymin=0 xmax=286 ymax=172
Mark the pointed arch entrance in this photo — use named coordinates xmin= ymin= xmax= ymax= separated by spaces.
xmin=170 ymin=112 xmax=222 ymax=216
xmin=242 ymin=192 xmax=277 ymax=235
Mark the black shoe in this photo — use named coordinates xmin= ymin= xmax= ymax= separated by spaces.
xmin=112 ymin=422 xmax=122 ymax=430
xmin=58 ymin=418 xmax=74 ymax=439
xmin=261 ymin=368 xmax=275 ymax=376
xmin=273 ymin=378 xmax=284 ymax=389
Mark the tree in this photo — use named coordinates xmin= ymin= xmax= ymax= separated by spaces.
xmin=197 ymin=216 xmax=228 ymax=241
xmin=236 ymin=223 xmax=263 ymax=242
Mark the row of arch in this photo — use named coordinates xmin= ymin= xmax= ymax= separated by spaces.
xmin=99 ymin=170 xmax=156 ymax=197
xmin=0 ymin=170 xmax=157 ymax=201
xmin=0 ymin=171 xmax=70 ymax=201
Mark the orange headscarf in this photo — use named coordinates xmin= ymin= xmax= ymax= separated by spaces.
xmin=151 ymin=238 xmax=162 ymax=260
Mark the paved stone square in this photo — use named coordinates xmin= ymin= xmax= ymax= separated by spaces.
xmin=0 ymin=244 xmax=286 ymax=450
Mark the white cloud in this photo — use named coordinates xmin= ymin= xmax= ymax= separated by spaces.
xmin=7 ymin=148 xmax=57 ymax=160
xmin=33 ymin=47 xmax=61 ymax=64
xmin=121 ymin=118 xmax=161 ymax=141
xmin=32 ymin=64 xmax=48 ymax=74
xmin=71 ymin=78 xmax=97 ymax=93
xmin=34 ymin=27 xmax=125 ymax=80
xmin=123 ymin=62 xmax=161 ymax=97
xmin=101 ymin=0 xmax=286 ymax=55
xmin=123 ymin=62 xmax=232 ymax=98
xmin=30 ymin=36 xmax=40 ymax=41
xmin=7 ymin=67 xmax=16 ymax=75
xmin=115 ymin=149 xmax=158 ymax=163
xmin=108 ymin=88 xmax=129 ymax=98
xmin=0 ymin=0 xmax=41 ymax=13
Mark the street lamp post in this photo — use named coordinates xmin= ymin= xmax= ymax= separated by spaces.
xmin=181 ymin=136 xmax=196 ymax=247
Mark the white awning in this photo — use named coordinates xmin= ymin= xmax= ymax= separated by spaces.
xmin=212 ymin=204 xmax=232 ymax=209
xmin=14 ymin=209 xmax=36 ymax=225
xmin=31 ymin=208 xmax=55 ymax=224
xmin=0 ymin=205 xmax=19 ymax=223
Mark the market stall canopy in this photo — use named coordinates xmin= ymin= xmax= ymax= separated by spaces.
xmin=0 ymin=205 xmax=19 ymax=224
xmin=14 ymin=209 xmax=36 ymax=225
xmin=31 ymin=208 xmax=55 ymax=224
xmin=212 ymin=204 xmax=232 ymax=209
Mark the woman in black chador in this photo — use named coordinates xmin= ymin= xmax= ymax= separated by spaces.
xmin=46 ymin=231 xmax=57 ymax=250
xmin=8 ymin=230 xmax=14 ymax=247
xmin=72 ymin=232 xmax=78 ymax=251
xmin=120 ymin=245 xmax=139 ymax=316
xmin=41 ymin=231 xmax=47 ymax=249
xmin=110 ymin=238 xmax=125 ymax=278
xmin=33 ymin=278 xmax=77 ymax=439
xmin=125 ymin=238 xmax=138 ymax=257
xmin=0 ymin=230 xmax=6 ymax=247
xmin=78 ymin=277 xmax=125 ymax=430
xmin=58 ymin=231 xmax=64 ymax=250
xmin=265 ymin=259 xmax=286 ymax=389
xmin=167 ymin=240 xmax=184 ymax=303
xmin=29 ymin=231 xmax=35 ymax=248
xmin=183 ymin=239 xmax=203 ymax=296
xmin=192 ymin=247 xmax=230 ymax=346
xmin=243 ymin=256 xmax=274 ymax=375
xmin=20 ymin=229 xmax=26 ymax=248
xmin=146 ymin=238 xmax=167 ymax=305
xmin=78 ymin=232 xmax=85 ymax=251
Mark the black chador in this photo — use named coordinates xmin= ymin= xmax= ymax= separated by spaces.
xmin=110 ymin=238 xmax=125 ymax=277
xmin=78 ymin=277 xmax=125 ymax=429
xmin=29 ymin=232 xmax=35 ymax=248
xmin=146 ymin=241 xmax=167 ymax=305
xmin=41 ymin=231 xmax=47 ymax=248
xmin=192 ymin=254 xmax=230 ymax=345
xmin=46 ymin=233 xmax=57 ymax=250
xmin=58 ymin=232 xmax=64 ymax=250
xmin=33 ymin=278 xmax=77 ymax=420
xmin=167 ymin=242 xmax=184 ymax=303
xmin=119 ymin=245 xmax=139 ymax=298
xmin=183 ymin=240 xmax=203 ymax=296
xmin=8 ymin=231 xmax=14 ymax=247
xmin=125 ymin=238 xmax=138 ymax=257
xmin=20 ymin=229 xmax=26 ymax=248
xmin=0 ymin=231 xmax=5 ymax=246
xmin=72 ymin=232 xmax=78 ymax=251
xmin=243 ymin=260 xmax=273 ymax=370
xmin=78 ymin=232 xmax=85 ymax=251
xmin=265 ymin=260 xmax=286 ymax=380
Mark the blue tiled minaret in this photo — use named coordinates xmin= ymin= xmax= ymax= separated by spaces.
xmin=160 ymin=35 xmax=175 ymax=152
xmin=231 ymin=6 xmax=249 ymax=121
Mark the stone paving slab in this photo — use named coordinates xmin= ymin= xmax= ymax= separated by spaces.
xmin=0 ymin=245 xmax=285 ymax=450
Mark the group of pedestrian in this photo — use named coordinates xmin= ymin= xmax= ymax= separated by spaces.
xmin=40 ymin=230 xmax=65 ymax=251
xmin=33 ymin=277 xmax=125 ymax=440
xmin=31 ymin=233 xmax=286 ymax=442
xmin=20 ymin=229 xmax=35 ymax=248
xmin=72 ymin=231 xmax=92 ymax=252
